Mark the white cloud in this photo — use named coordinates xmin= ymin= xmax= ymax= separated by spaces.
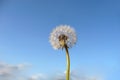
xmin=53 ymin=70 xmax=102 ymax=80
xmin=28 ymin=74 xmax=46 ymax=80
xmin=0 ymin=62 xmax=47 ymax=80
xmin=0 ymin=62 xmax=31 ymax=80
xmin=0 ymin=62 xmax=101 ymax=80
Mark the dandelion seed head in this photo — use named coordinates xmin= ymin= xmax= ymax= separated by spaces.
xmin=49 ymin=25 xmax=77 ymax=50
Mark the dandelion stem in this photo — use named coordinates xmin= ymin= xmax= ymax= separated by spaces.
xmin=64 ymin=44 xmax=70 ymax=80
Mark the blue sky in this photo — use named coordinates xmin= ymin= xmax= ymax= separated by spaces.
xmin=0 ymin=0 xmax=120 ymax=80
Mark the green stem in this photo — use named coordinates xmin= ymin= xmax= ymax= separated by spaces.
xmin=64 ymin=45 xmax=70 ymax=80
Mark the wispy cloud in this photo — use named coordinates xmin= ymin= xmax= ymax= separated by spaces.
xmin=52 ymin=70 xmax=100 ymax=80
xmin=0 ymin=62 xmax=47 ymax=80
xmin=0 ymin=62 xmax=31 ymax=80
xmin=0 ymin=62 xmax=101 ymax=80
xmin=28 ymin=74 xmax=46 ymax=80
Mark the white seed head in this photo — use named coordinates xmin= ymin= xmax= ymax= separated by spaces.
xmin=49 ymin=25 xmax=77 ymax=50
